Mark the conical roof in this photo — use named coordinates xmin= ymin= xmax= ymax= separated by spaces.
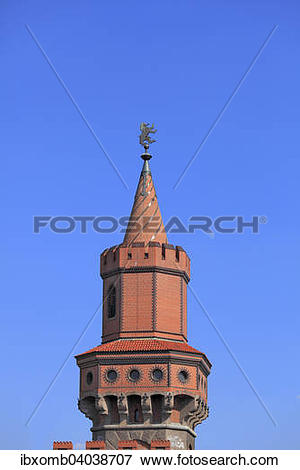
xmin=123 ymin=155 xmax=168 ymax=246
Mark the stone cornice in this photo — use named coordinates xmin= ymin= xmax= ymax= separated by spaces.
xmin=91 ymin=423 xmax=197 ymax=438
xmin=102 ymin=330 xmax=188 ymax=343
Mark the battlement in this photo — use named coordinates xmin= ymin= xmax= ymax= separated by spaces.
xmin=151 ymin=440 xmax=171 ymax=450
xmin=100 ymin=242 xmax=190 ymax=281
xmin=52 ymin=439 xmax=171 ymax=451
xmin=53 ymin=441 xmax=73 ymax=450
xmin=85 ymin=440 xmax=106 ymax=449
xmin=118 ymin=440 xmax=139 ymax=450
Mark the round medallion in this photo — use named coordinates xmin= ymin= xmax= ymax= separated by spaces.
xmin=151 ymin=368 xmax=163 ymax=382
xmin=178 ymin=369 xmax=189 ymax=383
xmin=128 ymin=368 xmax=141 ymax=382
xmin=106 ymin=369 xmax=118 ymax=383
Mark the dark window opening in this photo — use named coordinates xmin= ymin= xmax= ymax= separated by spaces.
xmin=151 ymin=395 xmax=163 ymax=424
xmin=107 ymin=285 xmax=116 ymax=318
xmin=176 ymin=247 xmax=180 ymax=262
xmin=128 ymin=252 xmax=132 ymax=259
xmin=162 ymin=245 xmax=166 ymax=260
xmin=105 ymin=395 xmax=120 ymax=424
xmin=128 ymin=395 xmax=143 ymax=424
xmin=144 ymin=253 xmax=149 ymax=259
xmin=86 ymin=372 xmax=93 ymax=385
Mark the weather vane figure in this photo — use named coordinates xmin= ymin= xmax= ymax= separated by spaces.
xmin=139 ymin=122 xmax=157 ymax=151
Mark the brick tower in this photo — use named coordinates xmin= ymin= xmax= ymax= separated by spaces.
xmin=75 ymin=134 xmax=211 ymax=450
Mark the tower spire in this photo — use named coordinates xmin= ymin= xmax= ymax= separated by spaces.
xmin=123 ymin=124 xmax=167 ymax=246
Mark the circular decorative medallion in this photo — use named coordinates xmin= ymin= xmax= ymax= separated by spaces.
xmin=128 ymin=368 xmax=141 ymax=382
xmin=151 ymin=367 xmax=164 ymax=382
xmin=106 ymin=369 xmax=118 ymax=383
xmin=86 ymin=371 xmax=93 ymax=385
xmin=178 ymin=369 xmax=189 ymax=383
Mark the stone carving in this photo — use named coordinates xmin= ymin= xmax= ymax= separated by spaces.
xmin=161 ymin=392 xmax=174 ymax=421
xmin=117 ymin=393 xmax=127 ymax=413
xmin=95 ymin=396 xmax=108 ymax=414
xmin=141 ymin=393 xmax=152 ymax=423
xmin=141 ymin=393 xmax=151 ymax=412
xmin=185 ymin=396 xmax=209 ymax=430
xmin=164 ymin=392 xmax=174 ymax=411
xmin=78 ymin=398 xmax=97 ymax=421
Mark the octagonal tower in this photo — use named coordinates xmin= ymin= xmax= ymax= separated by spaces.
xmin=75 ymin=143 xmax=211 ymax=450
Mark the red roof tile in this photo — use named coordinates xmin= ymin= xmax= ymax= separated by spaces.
xmin=76 ymin=339 xmax=206 ymax=357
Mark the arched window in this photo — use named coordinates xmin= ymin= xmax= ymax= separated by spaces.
xmin=134 ymin=408 xmax=139 ymax=422
xmin=107 ymin=285 xmax=116 ymax=318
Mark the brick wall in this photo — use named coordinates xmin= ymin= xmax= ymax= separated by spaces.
xmin=101 ymin=244 xmax=190 ymax=343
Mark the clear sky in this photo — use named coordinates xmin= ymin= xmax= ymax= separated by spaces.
xmin=0 ymin=0 xmax=299 ymax=450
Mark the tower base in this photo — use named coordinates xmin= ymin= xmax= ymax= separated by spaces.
xmin=92 ymin=423 xmax=196 ymax=450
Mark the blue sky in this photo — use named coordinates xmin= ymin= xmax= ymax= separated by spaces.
xmin=0 ymin=0 xmax=299 ymax=449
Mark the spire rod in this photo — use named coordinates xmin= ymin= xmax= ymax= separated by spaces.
xmin=141 ymin=142 xmax=152 ymax=161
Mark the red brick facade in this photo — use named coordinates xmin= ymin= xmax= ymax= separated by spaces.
xmin=100 ymin=243 xmax=190 ymax=343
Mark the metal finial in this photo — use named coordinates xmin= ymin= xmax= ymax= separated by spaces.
xmin=139 ymin=122 xmax=157 ymax=160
